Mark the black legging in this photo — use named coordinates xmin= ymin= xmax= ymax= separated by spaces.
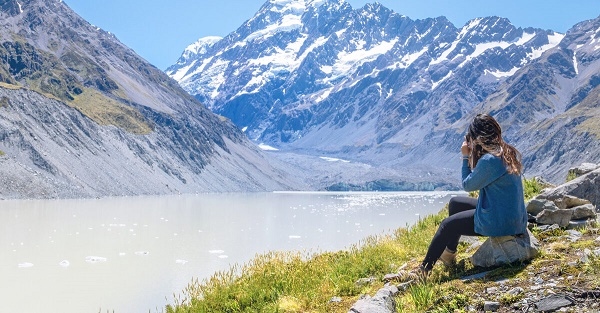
xmin=421 ymin=196 xmax=482 ymax=270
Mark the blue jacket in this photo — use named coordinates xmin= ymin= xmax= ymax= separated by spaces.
xmin=462 ymin=153 xmax=527 ymax=236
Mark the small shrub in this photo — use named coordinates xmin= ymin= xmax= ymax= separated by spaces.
xmin=566 ymin=171 xmax=578 ymax=182
xmin=523 ymin=177 xmax=547 ymax=201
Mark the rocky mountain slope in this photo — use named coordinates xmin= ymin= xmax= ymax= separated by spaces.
xmin=0 ymin=0 xmax=304 ymax=198
xmin=168 ymin=0 xmax=600 ymax=188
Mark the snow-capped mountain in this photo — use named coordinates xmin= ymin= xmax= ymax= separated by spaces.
xmin=168 ymin=0 xmax=599 ymax=187
xmin=0 ymin=0 xmax=302 ymax=198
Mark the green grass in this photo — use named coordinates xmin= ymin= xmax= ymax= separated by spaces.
xmin=523 ymin=177 xmax=549 ymax=201
xmin=166 ymin=211 xmax=446 ymax=313
xmin=167 ymin=180 xmax=547 ymax=313
xmin=71 ymin=88 xmax=152 ymax=135
xmin=566 ymin=171 xmax=578 ymax=182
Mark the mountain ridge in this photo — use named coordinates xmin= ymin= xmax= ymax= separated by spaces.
xmin=0 ymin=0 xmax=304 ymax=198
xmin=167 ymin=0 xmax=594 ymax=189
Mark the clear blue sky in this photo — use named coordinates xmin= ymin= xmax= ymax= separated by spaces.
xmin=62 ymin=0 xmax=600 ymax=70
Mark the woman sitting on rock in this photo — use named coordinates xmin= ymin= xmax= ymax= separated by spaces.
xmin=412 ymin=113 xmax=528 ymax=278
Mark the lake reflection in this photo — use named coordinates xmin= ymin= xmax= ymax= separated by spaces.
xmin=0 ymin=191 xmax=460 ymax=312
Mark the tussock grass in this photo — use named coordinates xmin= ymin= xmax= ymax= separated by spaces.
xmin=166 ymin=211 xmax=447 ymax=313
xmin=71 ymin=88 xmax=152 ymax=135
xmin=166 ymin=179 xmax=597 ymax=312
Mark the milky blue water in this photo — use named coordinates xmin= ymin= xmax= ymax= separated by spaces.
xmin=0 ymin=191 xmax=460 ymax=312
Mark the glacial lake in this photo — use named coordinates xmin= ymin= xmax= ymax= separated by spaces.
xmin=0 ymin=191 xmax=461 ymax=312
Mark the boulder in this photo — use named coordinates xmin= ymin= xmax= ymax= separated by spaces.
xmin=537 ymin=168 xmax=600 ymax=207
xmin=348 ymin=285 xmax=398 ymax=313
xmin=571 ymin=204 xmax=597 ymax=220
xmin=568 ymin=163 xmax=599 ymax=178
xmin=536 ymin=209 xmax=573 ymax=227
xmin=471 ymin=229 xmax=540 ymax=268
xmin=526 ymin=198 xmax=559 ymax=215
xmin=568 ymin=219 xmax=596 ymax=230
xmin=554 ymin=195 xmax=592 ymax=210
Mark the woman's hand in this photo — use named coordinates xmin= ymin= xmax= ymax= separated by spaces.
xmin=461 ymin=140 xmax=471 ymax=157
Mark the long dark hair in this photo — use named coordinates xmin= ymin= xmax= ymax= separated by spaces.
xmin=466 ymin=114 xmax=522 ymax=175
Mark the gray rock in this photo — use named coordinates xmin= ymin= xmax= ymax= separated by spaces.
xmin=471 ymin=229 xmax=540 ymax=268
xmin=565 ymin=230 xmax=583 ymax=242
xmin=568 ymin=163 xmax=600 ymax=178
xmin=536 ymin=209 xmax=573 ymax=227
xmin=571 ymin=204 xmax=597 ymax=220
xmin=348 ymin=285 xmax=398 ymax=313
xmin=483 ymin=301 xmax=501 ymax=312
xmin=460 ymin=270 xmax=492 ymax=282
xmin=555 ymin=195 xmax=592 ymax=210
xmin=355 ymin=277 xmax=376 ymax=287
xmin=537 ymin=224 xmax=561 ymax=232
xmin=534 ymin=294 xmax=574 ymax=312
xmin=537 ymin=169 xmax=600 ymax=207
xmin=526 ymin=198 xmax=559 ymax=215
xmin=330 ymin=296 xmax=342 ymax=303
xmin=567 ymin=219 xmax=596 ymax=230
xmin=507 ymin=287 xmax=524 ymax=296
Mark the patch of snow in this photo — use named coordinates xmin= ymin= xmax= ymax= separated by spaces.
xmin=320 ymin=156 xmax=350 ymax=163
xmin=484 ymin=67 xmax=519 ymax=78
xmin=432 ymin=70 xmax=453 ymax=90
xmin=396 ymin=47 xmax=428 ymax=69
xmin=247 ymin=3 xmax=304 ymax=42
xmin=515 ymin=32 xmax=535 ymax=46
xmin=181 ymin=36 xmax=222 ymax=61
xmin=527 ymin=32 xmax=564 ymax=60
xmin=258 ymin=143 xmax=279 ymax=151
xmin=324 ymin=39 xmax=398 ymax=83
xmin=573 ymin=53 xmax=579 ymax=75
xmin=315 ymin=87 xmax=334 ymax=103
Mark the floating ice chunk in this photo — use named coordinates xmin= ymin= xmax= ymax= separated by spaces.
xmin=175 ymin=259 xmax=188 ymax=265
xmin=209 ymin=250 xmax=225 ymax=254
xmin=289 ymin=235 xmax=301 ymax=239
xmin=18 ymin=262 xmax=33 ymax=268
xmin=218 ymin=255 xmax=228 ymax=259
xmin=135 ymin=251 xmax=149 ymax=256
xmin=59 ymin=260 xmax=70 ymax=267
xmin=85 ymin=256 xmax=107 ymax=263
xmin=118 ymin=252 xmax=126 ymax=256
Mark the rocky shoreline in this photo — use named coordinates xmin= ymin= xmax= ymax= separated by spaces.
xmin=348 ymin=163 xmax=600 ymax=312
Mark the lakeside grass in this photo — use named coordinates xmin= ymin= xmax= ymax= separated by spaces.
xmin=167 ymin=209 xmax=445 ymax=313
xmin=166 ymin=178 xmax=580 ymax=313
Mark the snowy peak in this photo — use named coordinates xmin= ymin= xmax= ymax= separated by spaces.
xmin=180 ymin=36 xmax=222 ymax=63
xmin=166 ymin=0 xmax=599 ymax=187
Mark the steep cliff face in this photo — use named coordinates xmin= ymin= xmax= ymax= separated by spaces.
xmin=0 ymin=0 xmax=303 ymax=198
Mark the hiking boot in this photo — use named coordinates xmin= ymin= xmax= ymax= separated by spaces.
xmin=439 ymin=247 xmax=456 ymax=266
xmin=397 ymin=265 xmax=430 ymax=283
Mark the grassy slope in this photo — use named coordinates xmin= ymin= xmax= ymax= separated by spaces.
xmin=165 ymin=178 xmax=600 ymax=312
